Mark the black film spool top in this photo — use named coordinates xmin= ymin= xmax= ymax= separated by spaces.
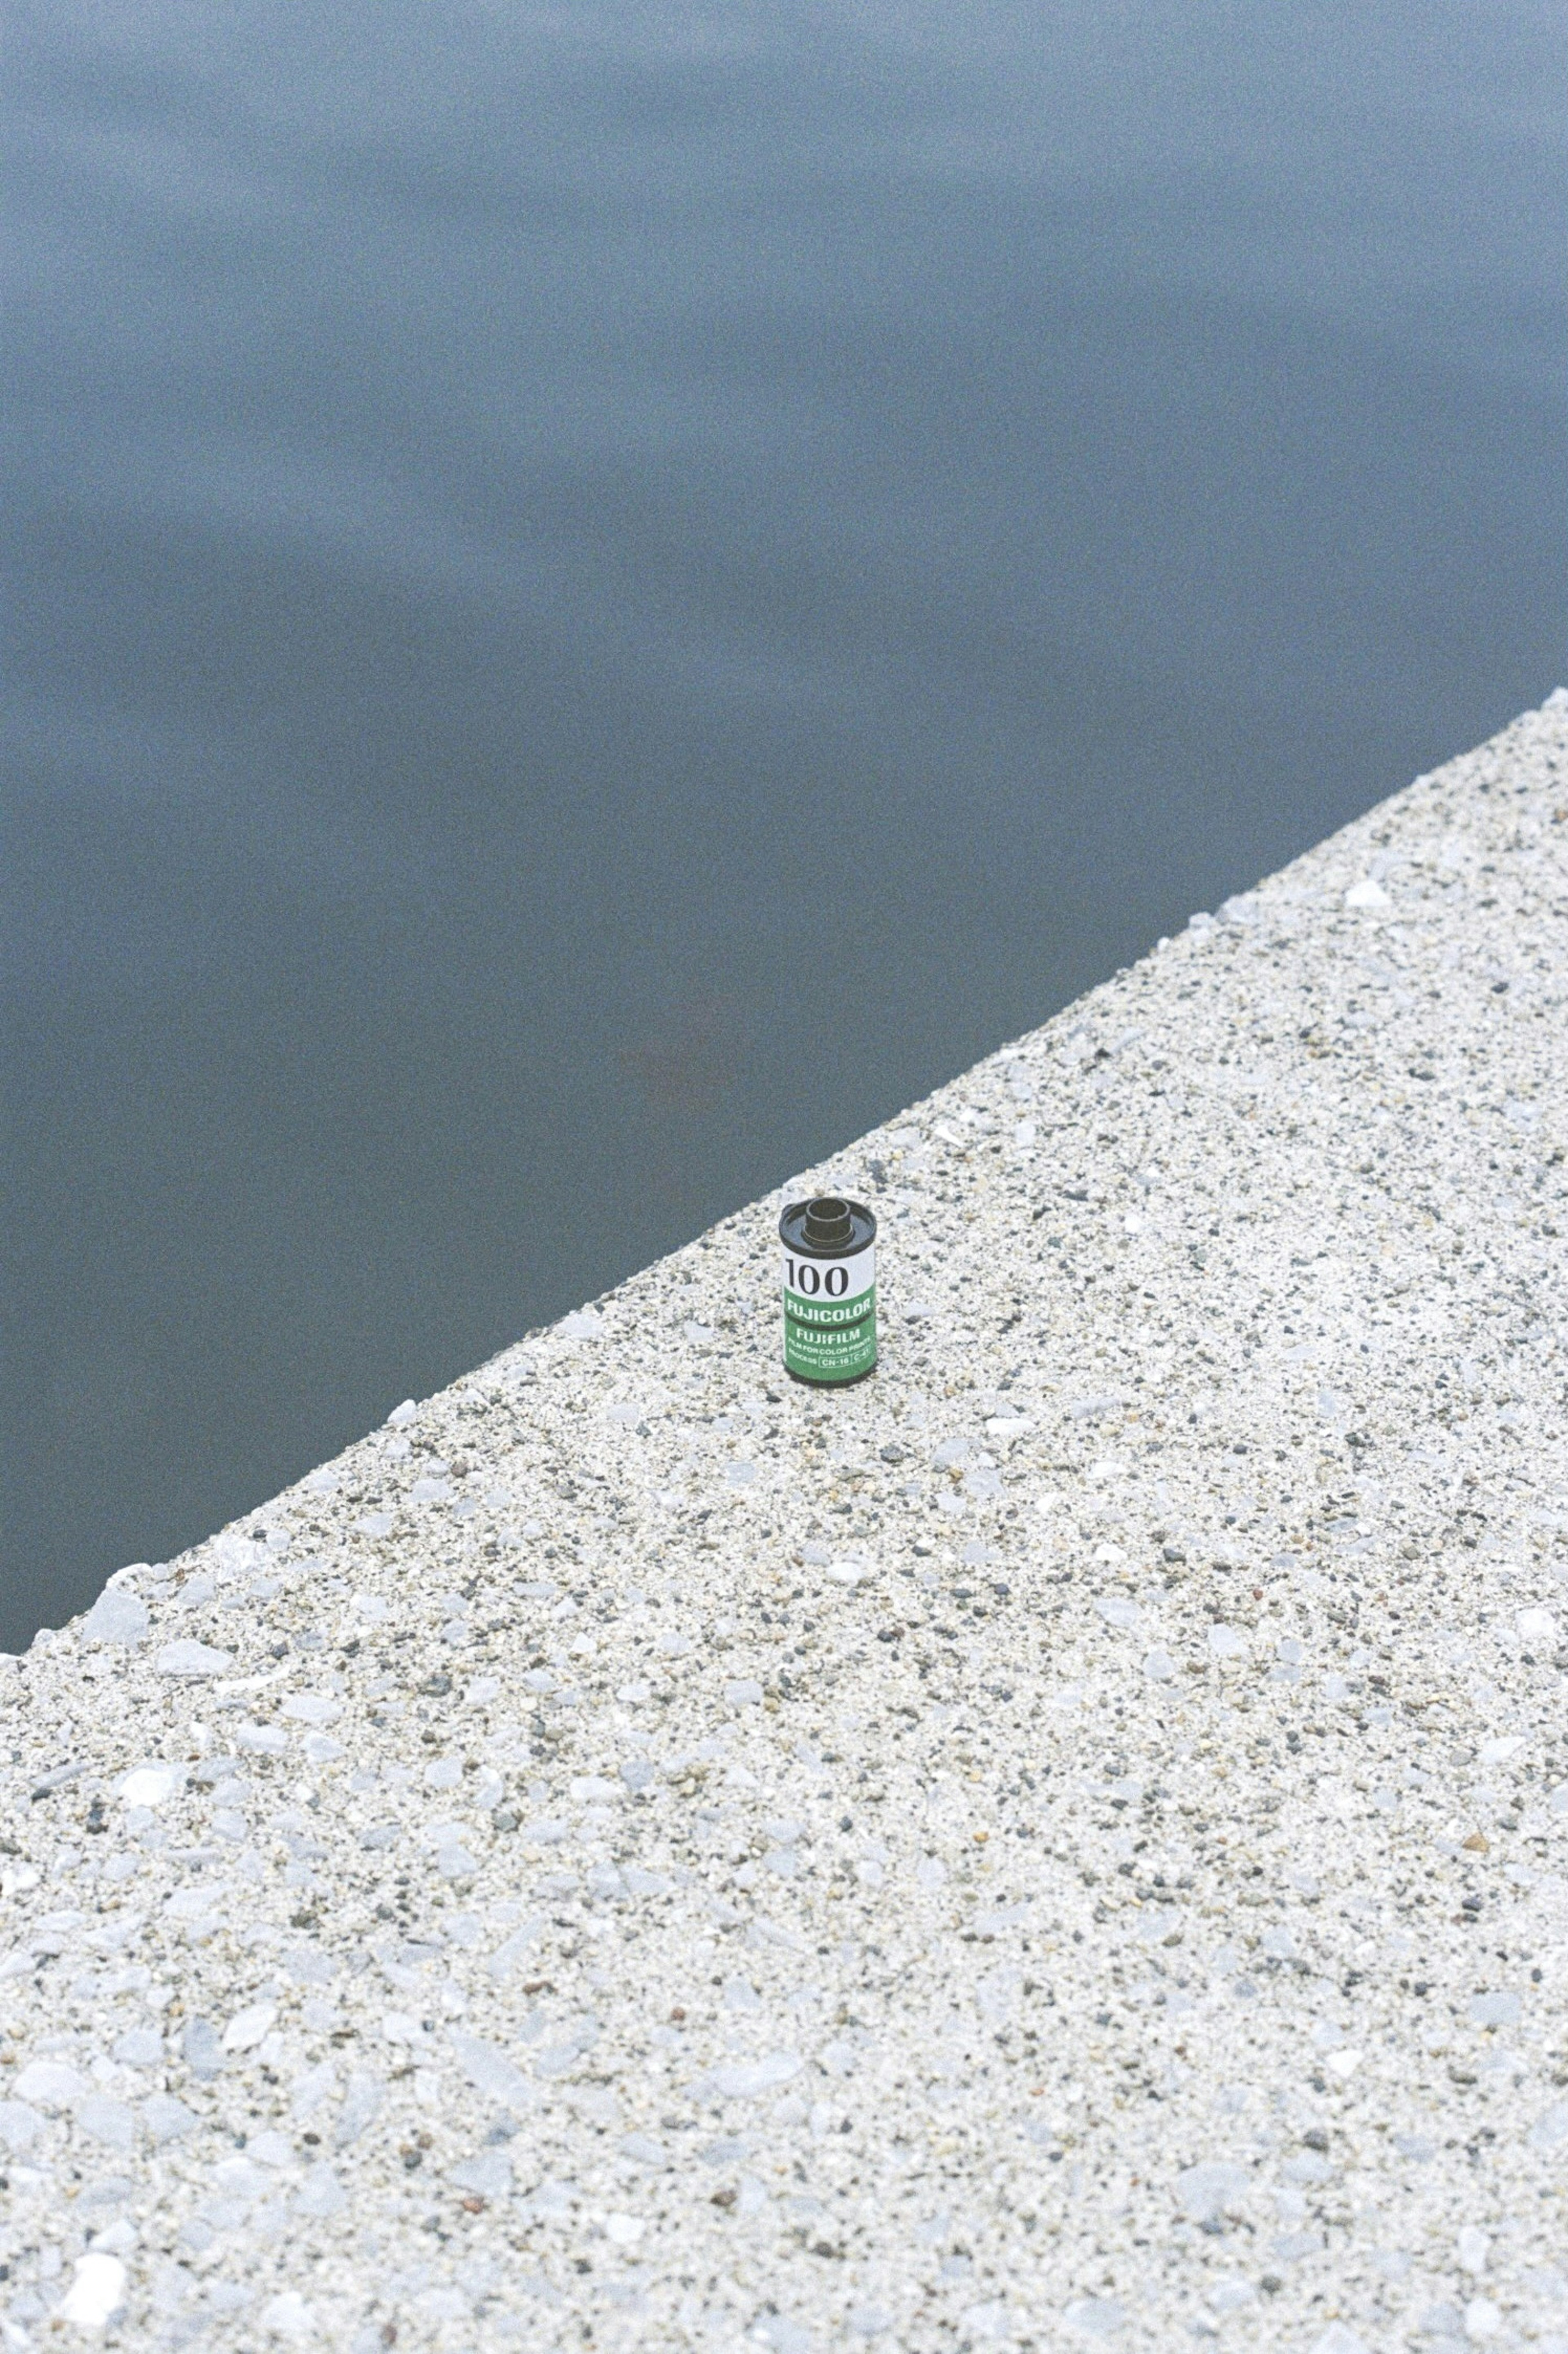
xmin=779 ymin=1194 xmax=877 ymax=1258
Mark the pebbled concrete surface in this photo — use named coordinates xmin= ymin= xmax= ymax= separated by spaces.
xmin=5 ymin=697 xmax=1568 ymax=2354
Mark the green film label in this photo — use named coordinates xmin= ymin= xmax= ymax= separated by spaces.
xmin=782 ymin=1240 xmax=876 ymax=1384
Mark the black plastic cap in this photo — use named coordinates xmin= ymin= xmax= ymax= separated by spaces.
xmin=802 ymin=1196 xmax=854 ymax=1248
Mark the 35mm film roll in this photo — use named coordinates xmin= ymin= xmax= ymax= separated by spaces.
xmin=778 ymin=1195 xmax=877 ymax=1386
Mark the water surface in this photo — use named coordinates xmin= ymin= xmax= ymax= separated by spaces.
xmin=5 ymin=0 xmax=1565 ymax=1645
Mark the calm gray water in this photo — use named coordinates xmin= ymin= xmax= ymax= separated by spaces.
xmin=5 ymin=0 xmax=1565 ymax=1647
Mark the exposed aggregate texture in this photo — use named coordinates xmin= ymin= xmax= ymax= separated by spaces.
xmin=5 ymin=699 xmax=1568 ymax=2354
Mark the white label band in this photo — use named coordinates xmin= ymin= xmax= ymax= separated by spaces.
xmin=781 ymin=1241 xmax=875 ymax=1303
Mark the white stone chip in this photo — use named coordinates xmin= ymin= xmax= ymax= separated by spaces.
xmin=118 ymin=1764 xmax=182 ymax=1808
xmin=58 ymin=2252 xmax=127 ymax=2329
xmin=235 ymin=1720 xmax=290 ymax=1754
xmin=155 ymin=1639 xmax=234 ymax=1679
xmin=76 ymin=2096 xmax=136 ymax=2149
xmin=165 ymin=1885 xmax=225 ymax=1926
xmin=295 ymin=2164 xmax=349 ymax=2217
xmin=1173 ymin=2160 xmax=1251 ymax=2220
xmin=13 ymin=2059 xmax=87 ymax=2109
xmin=333 ymin=2072 xmax=384 ymax=2147
xmin=1529 ymin=2100 xmax=1568 ymax=2151
xmin=223 ymin=2002 xmax=278 ymax=2052
xmin=695 ymin=2051 xmax=802 ymax=2100
xmin=87 ymin=2221 xmax=137 ymax=2257
xmin=449 ymin=2030 xmax=533 ymax=2109
xmin=281 ymin=1693 xmax=343 ymax=1725
xmin=1062 ymin=2298 xmax=1122 ymax=2339
xmin=82 ymin=1587 xmax=150 ymax=1646
xmin=144 ymin=2093 xmax=198 ymax=2142
xmin=260 ymin=2289 xmax=318 ymax=2341
xmin=1307 ymin=2330 xmax=1369 ymax=2354
xmin=448 ymin=2146 xmax=512 ymax=2198
xmin=1456 ymin=2225 xmax=1491 ymax=2274
xmin=0 ymin=2100 xmax=43 ymax=2151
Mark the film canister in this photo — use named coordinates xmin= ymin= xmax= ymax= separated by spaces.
xmin=779 ymin=1195 xmax=877 ymax=1386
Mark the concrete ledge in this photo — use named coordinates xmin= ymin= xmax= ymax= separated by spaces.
xmin=5 ymin=697 xmax=1568 ymax=2352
